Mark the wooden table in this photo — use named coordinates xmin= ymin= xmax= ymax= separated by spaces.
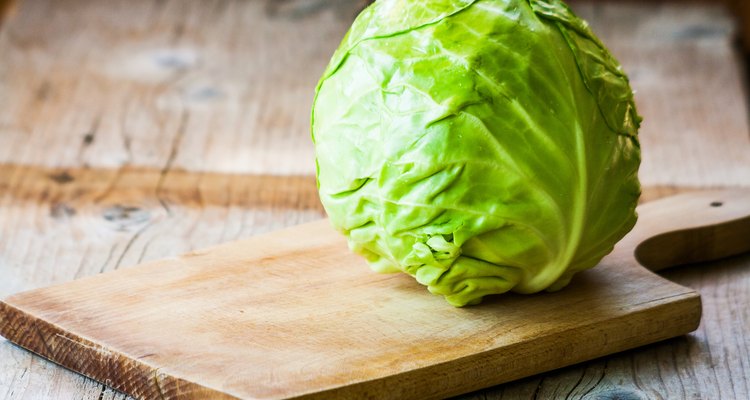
xmin=1 ymin=1 xmax=749 ymax=399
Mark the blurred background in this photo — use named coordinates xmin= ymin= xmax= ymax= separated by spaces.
xmin=0 ymin=1 xmax=749 ymax=399
xmin=0 ymin=0 xmax=748 ymax=183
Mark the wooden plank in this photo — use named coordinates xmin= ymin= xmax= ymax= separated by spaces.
xmin=19 ymin=189 xmax=750 ymax=399
xmin=0 ymin=0 xmax=747 ymax=182
xmin=0 ymin=165 xmax=325 ymax=400
xmin=0 ymin=164 xmax=323 ymax=298
xmin=0 ymin=0 xmax=748 ymax=399
xmin=1 ymin=190 xmax=748 ymax=399
xmin=571 ymin=1 xmax=750 ymax=187
xmin=0 ymin=168 xmax=725 ymax=400
xmin=461 ymin=253 xmax=750 ymax=400
xmin=0 ymin=0 xmax=368 ymax=175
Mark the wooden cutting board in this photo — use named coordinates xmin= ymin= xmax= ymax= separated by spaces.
xmin=1 ymin=189 xmax=749 ymax=400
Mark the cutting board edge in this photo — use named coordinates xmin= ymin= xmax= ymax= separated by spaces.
xmin=0 ymin=290 xmax=701 ymax=400
xmin=0 ymin=300 xmax=241 ymax=400
xmin=299 ymin=290 xmax=702 ymax=400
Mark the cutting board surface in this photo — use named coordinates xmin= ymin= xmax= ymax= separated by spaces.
xmin=3 ymin=190 xmax=749 ymax=400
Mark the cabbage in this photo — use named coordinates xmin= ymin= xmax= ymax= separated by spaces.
xmin=311 ymin=0 xmax=641 ymax=306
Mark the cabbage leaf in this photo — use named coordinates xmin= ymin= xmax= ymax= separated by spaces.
xmin=312 ymin=0 xmax=641 ymax=306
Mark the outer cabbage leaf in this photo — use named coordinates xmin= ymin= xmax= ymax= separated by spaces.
xmin=312 ymin=0 xmax=641 ymax=307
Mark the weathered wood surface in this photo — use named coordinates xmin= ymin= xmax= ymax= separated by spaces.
xmin=4 ymin=190 xmax=746 ymax=400
xmin=0 ymin=0 xmax=749 ymax=399
xmin=0 ymin=0 xmax=749 ymax=182
xmin=577 ymin=2 xmax=750 ymax=186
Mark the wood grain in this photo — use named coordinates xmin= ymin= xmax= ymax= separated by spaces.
xmin=0 ymin=0 xmax=748 ymax=182
xmin=0 ymin=0 xmax=748 ymax=399
xmin=617 ymin=190 xmax=750 ymax=272
xmin=459 ymin=254 xmax=750 ymax=400
xmin=0 ymin=0 xmax=367 ymax=175
xmin=0 ymin=164 xmax=325 ymax=399
xmin=0 ymin=163 xmax=323 ymax=298
xmin=1 ymin=190 xmax=748 ymax=399
xmin=571 ymin=2 xmax=750 ymax=187
xmin=15 ymin=190 xmax=750 ymax=399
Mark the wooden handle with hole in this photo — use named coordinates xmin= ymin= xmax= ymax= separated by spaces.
xmin=611 ymin=189 xmax=750 ymax=272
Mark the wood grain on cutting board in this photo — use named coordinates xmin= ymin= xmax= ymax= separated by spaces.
xmin=0 ymin=0 xmax=749 ymax=399
xmin=4 ymin=188 xmax=749 ymax=399
xmin=0 ymin=218 xmax=702 ymax=400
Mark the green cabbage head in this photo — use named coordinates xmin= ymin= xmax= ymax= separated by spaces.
xmin=311 ymin=0 xmax=641 ymax=306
